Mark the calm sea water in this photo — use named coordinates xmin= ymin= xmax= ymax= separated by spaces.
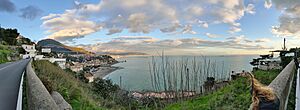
xmin=104 ymin=55 xmax=256 ymax=91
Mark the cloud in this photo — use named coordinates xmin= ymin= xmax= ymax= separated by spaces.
xmin=106 ymin=27 xmax=122 ymax=35
xmin=228 ymin=26 xmax=242 ymax=33
xmin=181 ymin=24 xmax=196 ymax=34
xmin=198 ymin=20 xmax=209 ymax=28
xmin=264 ymin=0 xmax=272 ymax=9
xmin=245 ymin=4 xmax=256 ymax=14
xmin=255 ymin=38 xmax=270 ymax=43
xmin=81 ymin=36 xmax=272 ymax=55
xmin=205 ymin=33 xmax=219 ymax=38
xmin=271 ymin=0 xmax=300 ymax=38
xmin=19 ymin=5 xmax=43 ymax=20
xmin=41 ymin=10 xmax=103 ymax=42
xmin=113 ymin=36 xmax=154 ymax=40
xmin=41 ymin=0 xmax=256 ymax=41
xmin=0 ymin=0 xmax=16 ymax=12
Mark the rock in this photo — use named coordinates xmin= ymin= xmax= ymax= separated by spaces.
xmin=51 ymin=91 xmax=72 ymax=110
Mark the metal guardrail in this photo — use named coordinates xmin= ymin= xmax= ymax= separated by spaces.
xmin=26 ymin=60 xmax=59 ymax=110
xmin=268 ymin=60 xmax=295 ymax=110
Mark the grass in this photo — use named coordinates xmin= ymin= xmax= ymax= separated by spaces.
xmin=164 ymin=69 xmax=281 ymax=110
xmin=0 ymin=45 xmax=11 ymax=63
xmin=32 ymin=60 xmax=111 ymax=110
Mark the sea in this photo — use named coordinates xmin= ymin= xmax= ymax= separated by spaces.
xmin=104 ymin=55 xmax=257 ymax=91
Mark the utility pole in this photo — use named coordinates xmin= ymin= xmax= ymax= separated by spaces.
xmin=283 ymin=38 xmax=287 ymax=51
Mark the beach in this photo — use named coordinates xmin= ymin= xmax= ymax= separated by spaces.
xmin=93 ymin=66 xmax=123 ymax=78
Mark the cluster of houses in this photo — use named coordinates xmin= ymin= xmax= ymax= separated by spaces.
xmin=20 ymin=44 xmax=117 ymax=83
xmin=21 ymin=44 xmax=67 ymax=68
xmin=251 ymin=53 xmax=282 ymax=70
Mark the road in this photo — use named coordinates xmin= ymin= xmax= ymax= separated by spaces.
xmin=0 ymin=59 xmax=30 ymax=110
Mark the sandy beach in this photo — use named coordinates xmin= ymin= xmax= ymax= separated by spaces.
xmin=92 ymin=66 xmax=123 ymax=78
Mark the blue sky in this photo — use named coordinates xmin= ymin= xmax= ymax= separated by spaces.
xmin=0 ymin=0 xmax=299 ymax=55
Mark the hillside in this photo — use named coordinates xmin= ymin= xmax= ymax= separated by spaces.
xmin=165 ymin=69 xmax=281 ymax=110
xmin=37 ymin=39 xmax=92 ymax=54
xmin=32 ymin=60 xmax=108 ymax=109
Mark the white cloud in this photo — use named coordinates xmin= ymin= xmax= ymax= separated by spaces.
xmin=264 ymin=0 xmax=272 ymax=9
xmin=181 ymin=24 xmax=196 ymax=34
xmin=81 ymin=35 xmax=272 ymax=55
xmin=205 ymin=33 xmax=219 ymax=38
xmin=245 ymin=4 xmax=256 ymax=14
xmin=41 ymin=10 xmax=102 ymax=42
xmin=228 ymin=26 xmax=242 ymax=33
xmin=271 ymin=0 xmax=300 ymax=38
xmin=41 ymin=0 xmax=255 ymax=41
xmin=198 ymin=20 xmax=209 ymax=28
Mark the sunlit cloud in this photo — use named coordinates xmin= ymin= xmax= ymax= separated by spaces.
xmin=41 ymin=0 xmax=256 ymax=42
xmin=79 ymin=36 xmax=273 ymax=55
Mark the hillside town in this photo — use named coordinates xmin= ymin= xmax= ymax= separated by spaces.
xmin=21 ymin=42 xmax=119 ymax=83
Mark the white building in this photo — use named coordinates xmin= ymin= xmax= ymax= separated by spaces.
xmin=22 ymin=44 xmax=36 ymax=59
xmin=42 ymin=48 xmax=51 ymax=53
xmin=49 ymin=58 xmax=67 ymax=69
xmin=34 ymin=55 xmax=44 ymax=60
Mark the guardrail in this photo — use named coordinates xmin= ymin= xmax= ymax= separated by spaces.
xmin=268 ymin=60 xmax=296 ymax=110
xmin=26 ymin=60 xmax=59 ymax=110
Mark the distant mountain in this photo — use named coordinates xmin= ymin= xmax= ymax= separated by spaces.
xmin=97 ymin=52 xmax=148 ymax=56
xmin=37 ymin=39 xmax=92 ymax=54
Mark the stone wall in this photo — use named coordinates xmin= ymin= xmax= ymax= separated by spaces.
xmin=26 ymin=60 xmax=59 ymax=110
xmin=26 ymin=60 xmax=72 ymax=110
xmin=268 ymin=60 xmax=295 ymax=110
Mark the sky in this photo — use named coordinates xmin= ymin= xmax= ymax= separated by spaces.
xmin=0 ymin=0 xmax=300 ymax=55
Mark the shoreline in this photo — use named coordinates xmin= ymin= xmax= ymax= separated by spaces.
xmin=92 ymin=62 xmax=124 ymax=78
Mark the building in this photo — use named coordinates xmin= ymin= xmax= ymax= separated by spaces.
xmin=258 ymin=57 xmax=282 ymax=70
xmin=41 ymin=48 xmax=51 ymax=53
xmin=84 ymin=73 xmax=94 ymax=83
xmin=22 ymin=44 xmax=36 ymax=59
xmin=34 ymin=55 xmax=44 ymax=60
xmin=69 ymin=62 xmax=84 ymax=72
xmin=49 ymin=58 xmax=67 ymax=69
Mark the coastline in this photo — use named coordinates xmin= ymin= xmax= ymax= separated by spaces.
xmin=92 ymin=62 xmax=124 ymax=78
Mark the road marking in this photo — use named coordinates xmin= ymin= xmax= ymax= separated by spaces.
xmin=16 ymin=71 xmax=24 ymax=110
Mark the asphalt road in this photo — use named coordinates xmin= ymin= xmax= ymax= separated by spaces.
xmin=0 ymin=59 xmax=30 ymax=110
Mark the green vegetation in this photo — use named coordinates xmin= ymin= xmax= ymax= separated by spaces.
xmin=287 ymin=69 xmax=296 ymax=110
xmin=0 ymin=45 xmax=12 ymax=63
xmin=0 ymin=27 xmax=34 ymax=46
xmin=0 ymin=27 xmax=19 ymax=45
xmin=165 ymin=69 xmax=281 ymax=110
xmin=92 ymin=78 xmax=120 ymax=99
xmin=33 ymin=60 xmax=109 ymax=110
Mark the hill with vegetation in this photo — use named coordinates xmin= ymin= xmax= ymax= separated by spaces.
xmin=37 ymin=39 xmax=92 ymax=54
xmin=0 ymin=45 xmax=12 ymax=63
xmin=0 ymin=27 xmax=34 ymax=63
xmin=0 ymin=27 xmax=34 ymax=45
xmin=165 ymin=69 xmax=281 ymax=110
xmin=33 ymin=60 xmax=114 ymax=109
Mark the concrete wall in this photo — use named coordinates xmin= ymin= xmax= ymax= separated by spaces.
xmin=249 ymin=60 xmax=295 ymax=110
xmin=268 ymin=60 xmax=295 ymax=110
xmin=26 ymin=60 xmax=59 ymax=110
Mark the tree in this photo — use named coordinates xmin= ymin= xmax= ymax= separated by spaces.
xmin=92 ymin=78 xmax=120 ymax=99
xmin=0 ymin=27 xmax=20 ymax=45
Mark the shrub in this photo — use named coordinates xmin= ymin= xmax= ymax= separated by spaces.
xmin=92 ymin=78 xmax=120 ymax=99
